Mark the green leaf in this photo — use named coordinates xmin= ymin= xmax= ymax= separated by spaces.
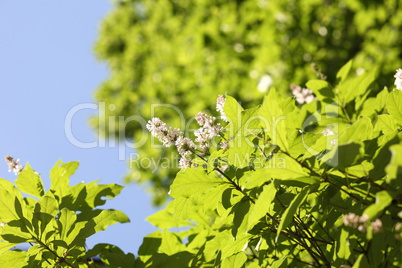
xmin=221 ymin=252 xmax=247 ymax=268
xmin=172 ymin=197 xmax=193 ymax=221
xmin=50 ymin=160 xmax=79 ymax=197
xmin=59 ymin=182 xmax=86 ymax=211
xmin=275 ymin=186 xmax=312 ymax=243
xmin=247 ymin=183 xmax=277 ymax=230
xmin=220 ymin=232 xmax=250 ymax=260
xmin=321 ymin=142 xmax=362 ymax=169
xmin=0 ymin=189 xmax=20 ymax=222
xmin=224 ymin=95 xmax=244 ymax=124
xmin=336 ymin=69 xmax=376 ymax=105
xmin=84 ymin=182 xmax=124 ymax=209
xmin=231 ymin=198 xmax=251 ymax=238
xmin=203 ymin=183 xmax=230 ymax=212
xmin=38 ymin=194 xmax=59 ymax=217
xmin=0 ymin=250 xmax=28 ymax=267
xmin=306 ymin=79 xmax=334 ymax=101
xmin=374 ymin=87 xmax=389 ymax=112
xmin=363 ymin=191 xmax=393 ymax=220
xmin=259 ymin=88 xmax=288 ymax=150
xmin=243 ymin=155 xmax=310 ymax=190
xmin=32 ymin=194 xmax=59 ymax=240
xmin=78 ymin=209 xmax=129 ymax=239
xmin=266 ymin=153 xmax=310 ymax=180
xmin=0 ymin=178 xmax=18 ymax=194
xmin=385 ymin=144 xmax=402 ymax=182
xmin=337 ymin=228 xmax=351 ymax=259
xmin=352 ymin=254 xmax=369 ymax=268
xmin=0 ymin=241 xmax=20 ymax=255
xmin=288 ymin=132 xmax=325 ymax=158
xmin=227 ymin=107 xmax=260 ymax=168
xmin=146 ymin=206 xmax=191 ymax=229
xmin=336 ymin=60 xmax=353 ymax=82
xmin=1 ymin=220 xmax=33 ymax=243
xmin=138 ymin=231 xmax=162 ymax=257
xmin=169 ymin=168 xmax=223 ymax=199
xmin=159 ymin=229 xmax=187 ymax=255
xmin=271 ymin=255 xmax=288 ymax=268
xmin=375 ymin=114 xmax=398 ymax=135
xmin=338 ymin=117 xmax=373 ymax=144
xmin=15 ymin=165 xmax=44 ymax=198
xmin=85 ymin=243 xmax=135 ymax=267
xmin=58 ymin=208 xmax=77 ymax=242
xmin=94 ymin=209 xmax=129 ymax=231
xmin=386 ymin=90 xmax=402 ymax=125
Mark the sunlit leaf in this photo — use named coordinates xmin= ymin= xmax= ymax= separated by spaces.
xmin=15 ymin=165 xmax=44 ymax=198
xmin=247 ymin=183 xmax=277 ymax=230
xmin=336 ymin=60 xmax=353 ymax=82
xmin=0 ymin=189 xmax=21 ymax=222
xmin=221 ymin=252 xmax=247 ymax=268
xmin=0 ymin=250 xmax=27 ymax=267
xmin=387 ymin=90 xmax=402 ymax=125
xmin=259 ymin=88 xmax=288 ymax=150
xmin=1 ymin=220 xmax=33 ymax=243
xmin=363 ymin=191 xmax=393 ymax=220
xmin=58 ymin=208 xmax=77 ymax=242
xmin=169 ymin=168 xmax=223 ymax=199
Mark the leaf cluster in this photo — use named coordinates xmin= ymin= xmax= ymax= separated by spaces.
xmin=92 ymin=0 xmax=402 ymax=204
xmin=0 ymin=161 xmax=133 ymax=267
xmin=137 ymin=63 xmax=402 ymax=267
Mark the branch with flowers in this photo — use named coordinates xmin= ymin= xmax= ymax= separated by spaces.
xmin=137 ymin=65 xmax=402 ymax=267
xmin=1 ymin=64 xmax=402 ymax=267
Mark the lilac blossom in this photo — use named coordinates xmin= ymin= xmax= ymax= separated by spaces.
xmin=394 ymin=68 xmax=402 ymax=91
xmin=216 ymin=95 xmax=228 ymax=122
xmin=175 ymin=136 xmax=196 ymax=158
xmin=322 ymin=128 xmax=334 ymax=136
xmin=195 ymin=112 xmax=215 ymax=127
xmin=176 ymin=136 xmax=197 ymax=168
xmin=343 ymin=213 xmax=382 ymax=233
xmin=330 ymin=139 xmax=337 ymax=146
xmin=146 ymin=117 xmax=181 ymax=147
xmin=290 ymin=84 xmax=316 ymax=104
xmin=194 ymin=112 xmax=224 ymax=152
xmin=371 ymin=218 xmax=383 ymax=233
xmin=5 ymin=155 xmax=24 ymax=175
xmin=179 ymin=157 xmax=192 ymax=168
xmin=220 ymin=141 xmax=229 ymax=150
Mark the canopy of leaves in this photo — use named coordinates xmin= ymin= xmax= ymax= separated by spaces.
xmin=93 ymin=0 xmax=402 ymax=204
xmin=0 ymin=161 xmax=132 ymax=267
xmin=135 ymin=64 xmax=402 ymax=267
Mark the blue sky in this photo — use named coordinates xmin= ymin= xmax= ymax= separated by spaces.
xmin=0 ymin=1 xmax=158 ymax=254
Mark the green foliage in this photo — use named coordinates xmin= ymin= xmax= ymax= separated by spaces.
xmin=0 ymin=161 xmax=132 ymax=267
xmin=92 ymin=0 xmax=402 ymax=204
xmin=136 ymin=65 xmax=402 ymax=267
xmin=3 ymin=64 xmax=402 ymax=266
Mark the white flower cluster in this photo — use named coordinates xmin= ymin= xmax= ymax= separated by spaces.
xmin=147 ymin=96 xmax=228 ymax=169
xmin=290 ymin=84 xmax=316 ymax=104
xmin=322 ymin=128 xmax=334 ymax=136
xmin=176 ymin=136 xmax=196 ymax=168
xmin=5 ymin=155 xmax=24 ymax=175
xmin=194 ymin=112 xmax=223 ymax=153
xmin=322 ymin=128 xmax=337 ymax=146
xmin=146 ymin=118 xmax=194 ymax=168
xmin=146 ymin=117 xmax=181 ymax=147
xmin=216 ymin=95 xmax=228 ymax=122
xmin=394 ymin=68 xmax=402 ymax=91
xmin=343 ymin=213 xmax=382 ymax=233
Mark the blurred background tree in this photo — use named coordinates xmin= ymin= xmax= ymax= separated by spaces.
xmin=92 ymin=0 xmax=402 ymax=205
